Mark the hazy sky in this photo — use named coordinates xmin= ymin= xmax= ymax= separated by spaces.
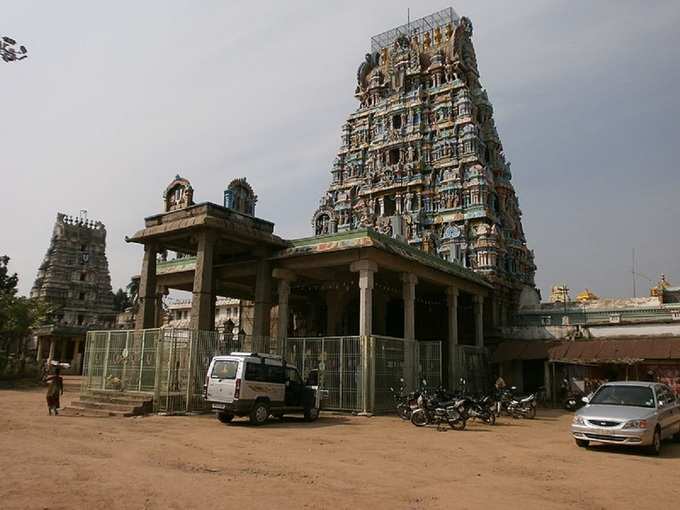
xmin=2 ymin=1 xmax=679 ymax=300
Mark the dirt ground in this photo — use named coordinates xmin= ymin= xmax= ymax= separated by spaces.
xmin=1 ymin=382 xmax=680 ymax=510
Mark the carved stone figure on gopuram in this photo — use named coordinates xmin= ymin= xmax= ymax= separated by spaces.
xmin=312 ymin=8 xmax=536 ymax=290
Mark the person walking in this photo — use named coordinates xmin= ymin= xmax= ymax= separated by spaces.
xmin=45 ymin=366 xmax=64 ymax=416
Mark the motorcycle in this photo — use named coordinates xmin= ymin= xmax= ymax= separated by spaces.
xmin=497 ymin=387 xmax=537 ymax=419
xmin=469 ymin=395 xmax=496 ymax=425
xmin=389 ymin=378 xmax=420 ymax=420
xmin=411 ymin=386 xmax=470 ymax=430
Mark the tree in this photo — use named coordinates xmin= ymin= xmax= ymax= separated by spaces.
xmin=0 ymin=256 xmax=50 ymax=374
xmin=112 ymin=288 xmax=132 ymax=312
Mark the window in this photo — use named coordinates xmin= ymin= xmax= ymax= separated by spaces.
xmin=77 ymin=314 xmax=84 ymax=325
xmin=392 ymin=114 xmax=401 ymax=129
xmin=245 ymin=362 xmax=285 ymax=383
xmin=211 ymin=360 xmax=238 ymax=380
xmin=388 ymin=148 xmax=400 ymax=165
xmin=80 ymin=272 xmax=86 ymax=282
xmin=79 ymin=292 xmax=85 ymax=301
xmin=590 ymin=385 xmax=655 ymax=408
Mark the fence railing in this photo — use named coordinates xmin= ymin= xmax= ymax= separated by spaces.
xmin=81 ymin=329 xmax=444 ymax=415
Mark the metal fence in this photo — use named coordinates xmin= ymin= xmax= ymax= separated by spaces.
xmin=82 ymin=329 xmax=444 ymax=415
xmin=451 ymin=344 xmax=490 ymax=395
xmin=82 ymin=329 xmax=279 ymax=414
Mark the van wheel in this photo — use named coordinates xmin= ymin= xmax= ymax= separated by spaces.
xmin=217 ymin=412 xmax=233 ymax=424
xmin=304 ymin=407 xmax=320 ymax=422
xmin=250 ymin=402 xmax=269 ymax=425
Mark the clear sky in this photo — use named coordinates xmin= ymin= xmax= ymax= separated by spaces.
xmin=2 ymin=1 xmax=679 ymax=300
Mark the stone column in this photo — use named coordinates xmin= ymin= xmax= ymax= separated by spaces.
xmin=252 ymin=256 xmax=272 ymax=341
xmin=272 ymin=268 xmax=295 ymax=355
xmin=378 ymin=198 xmax=385 ymax=217
xmin=72 ymin=337 xmax=82 ymax=371
xmin=135 ymin=242 xmax=158 ymax=330
xmin=36 ymin=337 xmax=43 ymax=362
xmin=402 ymin=273 xmax=417 ymax=389
xmin=190 ymin=231 xmax=216 ymax=331
xmin=474 ymin=295 xmax=484 ymax=347
xmin=447 ymin=287 xmax=459 ymax=388
xmin=58 ymin=339 xmax=67 ymax=363
xmin=350 ymin=260 xmax=377 ymax=337
xmin=47 ymin=338 xmax=55 ymax=365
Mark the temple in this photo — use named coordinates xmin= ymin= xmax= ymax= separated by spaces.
xmin=313 ymin=8 xmax=536 ymax=322
xmin=31 ymin=212 xmax=116 ymax=371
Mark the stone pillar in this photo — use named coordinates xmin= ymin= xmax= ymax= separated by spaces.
xmin=350 ymin=260 xmax=377 ymax=337
xmin=135 ymin=242 xmax=158 ymax=330
xmin=402 ymin=273 xmax=417 ymax=389
xmin=252 ymin=256 xmax=272 ymax=340
xmin=447 ymin=287 xmax=459 ymax=388
xmin=57 ymin=339 xmax=67 ymax=363
xmin=72 ymin=337 xmax=82 ymax=371
xmin=47 ymin=338 xmax=55 ymax=364
xmin=273 ymin=268 xmax=296 ymax=355
xmin=36 ymin=337 xmax=43 ymax=362
xmin=190 ymin=231 xmax=216 ymax=331
xmin=378 ymin=197 xmax=385 ymax=217
xmin=155 ymin=286 xmax=166 ymax=327
xmin=474 ymin=295 xmax=484 ymax=347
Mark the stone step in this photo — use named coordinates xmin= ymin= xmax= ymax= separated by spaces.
xmin=80 ymin=393 xmax=152 ymax=406
xmin=71 ymin=400 xmax=149 ymax=414
xmin=59 ymin=406 xmax=129 ymax=418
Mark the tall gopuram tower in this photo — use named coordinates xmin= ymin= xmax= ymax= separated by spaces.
xmin=313 ymin=8 xmax=536 ymax=318
xmin=31 ymin=212 xmax=116 ymax=370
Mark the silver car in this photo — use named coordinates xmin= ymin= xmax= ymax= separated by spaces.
xmin=571 ymin=381 xmax=680 ymax=455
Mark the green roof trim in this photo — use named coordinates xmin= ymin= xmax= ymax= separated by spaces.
xmin=286 ymin=228 xmax=492 ymax=288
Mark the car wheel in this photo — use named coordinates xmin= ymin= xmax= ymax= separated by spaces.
xmin=304 ymin=407 xmax=320 ymax=422
xmin=250 ymin=402 xmax=269 ymax=426
xmin=217 ymin=412 xmax=233 ymax=424
xmin=575 ymin=439 xmax=589 ymax=448
xmin=647 ymin=428 xmax=662 ymax=456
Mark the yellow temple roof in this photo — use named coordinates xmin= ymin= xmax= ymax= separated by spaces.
xmin=575 ymin=289 xmax=599 ymax=302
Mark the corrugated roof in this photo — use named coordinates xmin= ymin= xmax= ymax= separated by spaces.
xmin=548 ymin=337 xmax=680 ymax=364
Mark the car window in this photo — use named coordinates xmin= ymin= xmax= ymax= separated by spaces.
xmin=211 ymin=360 xmax=238 ymax=379
xmin=245 ymin=362 xmax=285 ymax=383
xmin=286 ymin=367 xmax=303 ymax=385
xmin=656 ymin=386 xmax=672 ymax=406
xmin=589 ymin=385 xmax=655 ymax=408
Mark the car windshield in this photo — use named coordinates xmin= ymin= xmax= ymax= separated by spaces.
xmin=589 ymin=385 xmax=655 ymax=408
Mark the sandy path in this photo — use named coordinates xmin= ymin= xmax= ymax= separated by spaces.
xmin=1 ymin=384 xmax=679 ymax=510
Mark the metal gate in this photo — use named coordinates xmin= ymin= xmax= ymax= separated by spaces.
xmin=417 ymin=341 xmax=442 ymax=388
xmin=452 ymin=344 xmax=489 ymax=395
xmin=286 ymin=336 xmax=362 ymax=411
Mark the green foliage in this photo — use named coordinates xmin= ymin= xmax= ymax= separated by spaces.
xmin=0 ymin=256 xmax=51 ymax=359
xmin=112 ymin=288 xmax=132 ymax=312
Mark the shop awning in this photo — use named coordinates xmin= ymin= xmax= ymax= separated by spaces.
xmin=491 ymin=340 xmax=554 ymax=363
xmin=548 ymin=337 xmax=680 ymax=364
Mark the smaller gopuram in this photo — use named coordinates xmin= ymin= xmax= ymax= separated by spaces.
xmin=31 ymin=211 xmax=116 ymax=371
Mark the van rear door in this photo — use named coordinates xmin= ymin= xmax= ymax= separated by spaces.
xmin=206 ymin=359 xmax=239 ymax=403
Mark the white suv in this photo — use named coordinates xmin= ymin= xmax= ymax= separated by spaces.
xmin=204 ymin=352 xmax=323 ymax=425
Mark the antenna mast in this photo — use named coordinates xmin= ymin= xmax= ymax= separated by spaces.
xmin=632 ymin=248 xmax=637 ymax=298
